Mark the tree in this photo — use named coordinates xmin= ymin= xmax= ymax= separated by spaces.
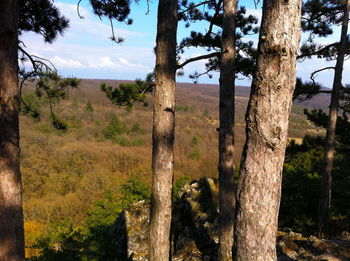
xmin=0 ymin=1 xmax=74 ymax=259
xmin=292 ymin=0 xmax=350 ymax=238
xmin=176 ymin=4 xmax=258 ymax=259
xmin=177 ymin=3 xmax=258 ymax=81
xmin=318 ymin=0 xmax=349 ymax=239
xmin=217 ymin=0 xmax=237 ymax=260
xmin=18 ymin=0 xmax=80 ymax=129
xmin=0 ymin=2 xmax=24 ymax=260
xmin=280 ymin=131 xmax=350 ymax=235
xmin=234 ymin=0 xmax=302 ymax=260
xmin=94 ymin=1 xmax=178 ymax=258
xmin=148 ymin=0 xmax=178 ymax=259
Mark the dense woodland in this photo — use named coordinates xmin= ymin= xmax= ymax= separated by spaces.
xmin=0 ymin=0 xmax=349 ymax=260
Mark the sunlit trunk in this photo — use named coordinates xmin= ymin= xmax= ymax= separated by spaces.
xmin=234 ymin=0 xmax=302 ymax=260
xmin=0 ymin=1 xmax=25 ymax=260
xmin=149 ymin=0 xmax=178 ymax=259
xmin=218 ymin=0 xmax=237 ymax=259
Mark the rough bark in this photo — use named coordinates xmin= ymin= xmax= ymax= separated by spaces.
xmin=0 ymin=1 xmax=25 ymax=261
xmin=217 ymin=0 xmax=237 ymax=260
xmin=318 ymin=0 xmax=349 ymax=240
xmin=234 ymin=0 xmax=302 ymax=260
xmin=149 ymin=0 xmax=178 ymax=259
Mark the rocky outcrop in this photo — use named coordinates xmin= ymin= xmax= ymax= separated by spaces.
xmin=111 ymin=177 xmax=350 ymax=261
xmin=111 ymin=177 xmax=219 ymax=261
xmin=111 ymin=201 xmax=149 ymax=261
xmin=277 ymin=231 xmax=350 ymax=261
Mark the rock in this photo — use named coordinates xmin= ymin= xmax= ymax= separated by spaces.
xmin=111 ymin=178 xmax=219 ymax=260
xmin=111 ymin=200 xmax=149 ymax=261
xmin=111 ymin=178 xmax=350 ymax=261
xmin=340 ymin=231 xmax=350 ymax=241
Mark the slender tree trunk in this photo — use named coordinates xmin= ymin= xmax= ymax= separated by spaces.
xmin=0 ymin=1 xmax=25 ymax=261
xmin=218 ymin=0 xmax=237 ymax=260
xmin=149 ymin=0 xmax=178 ymax=259
xmin=318 ymin=0 xmax=349 ymax=240
xmin=234 ymin=0 xmax=301 ymax=260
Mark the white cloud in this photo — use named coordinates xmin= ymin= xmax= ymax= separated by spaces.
xmin=88 ymin=57 xmax=120 ymax=69
xmin=118 ymin=58 xmax=151 ymax=70
xmin=51 ymin=56 xmax=83 ymax=68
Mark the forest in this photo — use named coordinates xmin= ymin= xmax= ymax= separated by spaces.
xmin=0 ymin=0 xmax=349 ymax=261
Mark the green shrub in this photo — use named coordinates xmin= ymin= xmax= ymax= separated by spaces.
xmin=189 ymin=148 xmax=201 ymax=160
xmin=102 ymin=114 xmax=127 ymax=139
xmin=131 ymin=122 xmax=141 ymax=133
xmin=175 ymin=105 xmax=193 ymax=113
xmin=191 ymin=136 xmax=199 ymax=147
xmin=113 ymin=135 xmax=144 ymax=146
xmin=86 ymin=101 xmax=94 ymax=112
xmin=120 ymin=177 xmax=151 ymax=208
xmin=280 ymin=135 xmax=350 ymax=235
xmin=173 ymin=175 xmax=191 ymax=201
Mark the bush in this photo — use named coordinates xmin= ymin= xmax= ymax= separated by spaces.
xmin=175 ymin=105 xmax=193 ymax=113
xmin=280 ymin=135 xmax=350 ymax=235
xmin=131 ymin=122 xmax=141 ymax=133
xmin=86 ymin=101 xmax=94 ymax=112
xmin=189 ymin=148 xmax=201 ymax=160
xmin=113 ymin=136 xmax=144 ymax=146
xmin=173 ymin=175 xmax=191 ymax=201
xmin=102 ymin=114 xmax=127 ymax=139
xmin=120 ymin=177 xmax=151 ymax=208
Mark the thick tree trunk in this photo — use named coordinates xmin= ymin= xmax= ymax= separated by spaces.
xmin=0 ymin=1 xmax=25 ymax=261
xmin=318 ymin=0 xmax=349 ymax=240
xmin=234 ymin=0 xmax=301 ymax=260
xmin=217 ymin=0 xmax=237 ymax=260
xmin=148 ymin=0 xmax=178 ymax=259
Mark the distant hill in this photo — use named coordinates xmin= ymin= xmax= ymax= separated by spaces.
xmin=70 ymin=78 xmax=328 ymax=155
xmin=79 ymin=78 xmax=331 ymax=112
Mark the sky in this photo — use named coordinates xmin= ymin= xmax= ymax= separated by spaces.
xmin=21 ymin=0 xmax=349 ymax=87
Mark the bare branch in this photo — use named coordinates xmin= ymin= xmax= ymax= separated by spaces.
xmin=77 ymin=0 xmax=85 ymax=19
xmin=310 ymin=66 xmax=335 ymax=84
xmin=146 ymin=0 xmax=150 ymax=15
xmin=18 ymin=45 xmax=57 ymax=73
xmin=177 ymin=51 xmax=220 ymax=69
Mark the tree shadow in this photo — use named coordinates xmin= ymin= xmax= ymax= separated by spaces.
xmin=0 ymin=205 xmax=25 ymax=261
xmin=172 ymin=178 xmax=219 ymax=260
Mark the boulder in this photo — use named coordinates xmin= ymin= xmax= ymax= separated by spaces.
xmin=111 ymin=177 xmax=350 ymax=261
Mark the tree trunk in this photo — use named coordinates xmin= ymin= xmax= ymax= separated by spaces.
xmin=318 ymin=0 xmax=349 ymax=239
xmin=234 ymin=0 xmax=301 ymax=260
xmin=218 ymin=0 xmax=237 ymax=260
xmin=0 ymin=1 xmax=25 ymax=261
xmin=149 ymin=0 xmax=178 ymax=259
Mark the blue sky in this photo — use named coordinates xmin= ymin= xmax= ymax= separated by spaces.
xmin=21 ymin=0 xmax=349 ymax=87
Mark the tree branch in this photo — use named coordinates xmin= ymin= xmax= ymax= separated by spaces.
xmin=310 ymin=66 xmax=335 ymax=84
xmin=77 ymin=0 xmax=85 ymax=19
xmin=177 ymin=51 xmax=220 ymax=69
xmin=297 ymin=42 xmax=338 ymax=59
xmin=178 ymin=0 xmax=212 ymax=15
